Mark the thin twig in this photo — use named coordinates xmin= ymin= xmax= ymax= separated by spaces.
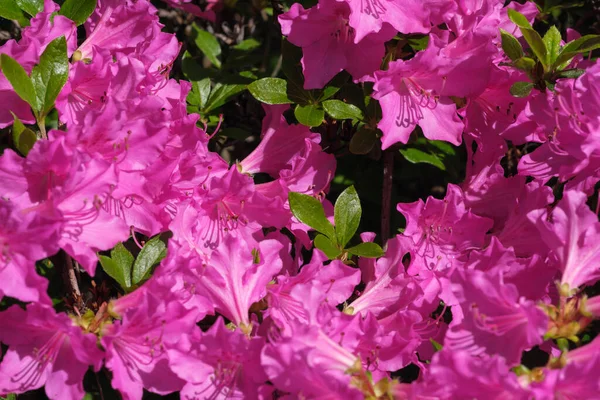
xmin=63 ymin=252 xmax=82 ymax=310
xmin=381 ymin=148 xmax=395 ymax=244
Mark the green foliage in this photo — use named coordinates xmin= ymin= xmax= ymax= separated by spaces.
xmin=294 ymin=104 xmax=324 ymax=127
xmin=192 ymin=24 xmax=223 ymax=69
xmin=31 ymin=36 xmax=69 ymax=117
xmin=322 ymin=99 xmax=364 ymax=121
xmin=0 ymin=53 xmax=39 ymax=111
xmin=289 ymin=186 xmax=383 ymax=260
xmin=14 ymin=0 xmax=42 ymax=16
xmin=11 ymin=112 xmax=37 ymax=156
xmin=248 ymin=78 xmax=292 ymax=104
xmin=399 ymin=137 xmax=458 ymax=171
xmin=502 ymin=9 xmax=600 ymax=96
xmin=0 ymin=0 xmax=28 ymax=25
xmin=99 ymin=243 xmax=134 ymax=291
xmin=58 ymin=0 xmax=98 ymax=25
xmin=132 ymin=236 xmax=167 ymax=285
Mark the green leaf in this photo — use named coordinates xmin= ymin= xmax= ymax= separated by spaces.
xmin=512 ymin=56 xmax=536 ymax=72
xmin=31 ymin=36 xmax=69 ymax=116
xmin=11 ymin=112 xmax=37 ymax=156
xmin=314 ymin=234 xmax=342 ymax=260
xmin=543 ymin=26 xmax=561 ymax=66
xmin=346 ymin=242 xmax=384 ymax=258
xmin=187 ymin=78 xmax=211 ymax=110
xmin=248 ymin=78 xmax=292 ymax=105
xmin=132 ymin=236 xmax=167 ymax=285
xmin=349 ymin=126 xmax=377 ymax=155
xmin=203 ymin=81 xmax=247 ymax=113
xmin=522 ymin=28 xmax=548 ymax=68
xmin=400 ymin=147 xmax=445 ymax=170
xmin=288 ymin=192 xmax=336 ymax=240
xmin=334 ymin=185 xmax=361 ymax=248
xmin=407 ymin=34 xmax=430 ymax=51
xmin=555 ymin=68 xmax=585 ymax=79
xmin=14 ymin=0 xmax=43 ymax=16
xmin=192 ymin=24 xmax=222 ymax=69
xmin=58 ymin=0 xmax=97 ymax=25
xmin=294 ymin=104 xmax=324 ymax=127
xmin=555 ymin=35 xmax=600 ymax=68
xmin=233 ymin=38 xmax=261 ymax=51
xmin=0 ymin=394 xmax=17 ymax=400
xmin=509 ymin=81 xmax=534 ymax=97
xmin=0 ymin=54 xmax=38 ymax=111
xmin=99 ymin=243 xmax=134 ymax=290
xmin=507 ymin=8 xmax=532 ymax=29
xmin=322 ymin=99 xmax=364 ymax=120
xmin=318 ymin=71 xmax=350 ymax=101
xmin=0 ymin=0 xmax=28 ymax=25
xmin=500 ymin=29 xmax=524 ymax=61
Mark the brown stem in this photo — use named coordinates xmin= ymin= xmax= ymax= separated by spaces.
xmin=62 ymin=252 xmax=82 ymax=310
xmin=381 ymin=148 xmax=395 ymax=244
xmin=37 ymin=116 xmax=47 ymax=140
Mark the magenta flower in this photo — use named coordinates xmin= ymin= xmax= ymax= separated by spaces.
xmin=279 ymin=0 xmax=395 ymax=89
xmin=102 ymin=291 xmax=195 ymax=400
xmin=342 ymin=0 xmax=430 ymax=42
xmin=168 ymin=318 xmax=267 ymax=399
xmin=530 ymin=190 xmax=600 ymax=291
xmin=0 ymin=200 xmax=59 ymax=304
xmin=445 ymin=268 xmax=548 ymax=366
xmin=372 ymin=51 xmax=464 ymax=149
xmin=0 ymin=303 xmax=103 ymax=400
xmin=196 ymin=234 xmax=285 ymax=333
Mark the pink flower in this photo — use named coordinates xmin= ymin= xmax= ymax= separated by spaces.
xmin=279 ymin=0 xmax=395 ymax=89
xmin=0 ymin=303 xmax=103 ymax=400
xmin=530 ymin=190 xmax=600 ymax=290
xmin=445 ymin=268 xmax=548 ymax=366
xmin=102 ymin=291 xmax=195 ymax=400
xmin=341 ymin=0 xmax=430 ymax=43
xmin=398 ymin=184 xmax=493 ymax=269
xmin=195 ymin=234 xmax=284 ymax=333
xmin=0 ymin=200 xmax=59 ymax=304
xmin=372 ymin=51 xmax=464 ymax=149
xmin=402 ymin=349 xmax=530 ymax=400
xmin=346 ymin=236 xmax=421 ymax=318
xmin=168 ymin=318 xmax=267 ymax=399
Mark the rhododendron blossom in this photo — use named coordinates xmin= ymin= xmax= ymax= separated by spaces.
xmin=1 ymin=0 xmax=599 ymax=398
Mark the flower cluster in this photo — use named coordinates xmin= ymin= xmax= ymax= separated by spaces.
xmin=0 ymin=0 xmax=599 ymax=399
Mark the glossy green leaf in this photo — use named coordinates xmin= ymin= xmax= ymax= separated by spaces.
xmin=132 ymin=236 xmax=167 ymax=285
xmin=500 ymin=29 xmax=524 ymax=61
xmin=314 ymin=234 xmax=342 ymax=260
xmin=349 ymin=126 xmax=377 ymax=155
xmin=507 ymin=8 xmax=532 ymax=29
xmin=400 ymin=147 xmax=445 ymax=170
xmin=11 ymin=112 xmax=37 ymax=156
xmin=555 ymin=35 xmax=600 ymax=68
xmin=334 ymin=186 xmax=361 ymax=248
xmin=58 ymin=0 xmax=97 ymax=25
xmin=0 ymin=54 xmax=38 ymax=111
xmin=288 ymin=192 xmax=336 ymax=240
xmin=509 ymin=81 xmax=534 ymax=97
xmin=248 ymin=78 xmax=292 ymax=105
xmin=294 ymin=104 xmax=324 ymax=127
xmin=512 ymin=56 xmax=536 ymax=72
xmin=0 ymin=0 xmax=28 ymax=24
xmin=31 ymin=36 xmax=69 ymax=116
xmin=522 ymin=28 xmax=548 ymax=68
xmin=322 ymin=99 xmax=364 ymax=120
xmin=555 ymin=68 xmax=585 ymax=79
xmin=99 ymin=243 xmax=134 ymax=290
xmin=543 ymin=26 xmax=561 ymax=66
xmin=346 ymin=242 xmax=384 ymax=258
xmin=15 ymin=0 xmax=42 ymax=16
xmin=192 ymin=24 xmax=222 ymax=68
xmin=187 ymin=78 xmax=211 ymax=110
xmin=204 ymin=81 xmax=246 ymax=113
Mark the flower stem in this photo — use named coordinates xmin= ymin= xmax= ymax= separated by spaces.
xmin=381 ymin=148 xmax=394 ymax=243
